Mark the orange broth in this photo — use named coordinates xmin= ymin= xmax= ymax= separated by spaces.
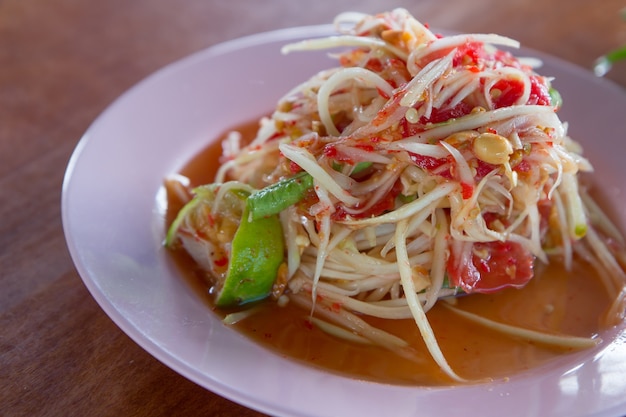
xmin=166 ymin=120 xmax=614 ymax=386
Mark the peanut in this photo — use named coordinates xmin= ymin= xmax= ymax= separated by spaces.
xmin=472 ymin=133 xmax=513 ymax=165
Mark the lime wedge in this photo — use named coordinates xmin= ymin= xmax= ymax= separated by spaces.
xmin=166 ymin=182 xmax=284 ymax=307
xmin=215 ymin=204 xmax=284 ymax=307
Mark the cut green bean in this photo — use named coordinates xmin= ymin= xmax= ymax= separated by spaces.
xmin=352 ymin=161 xmax=373 ymax=175
xmin=247 ymin=171 xmax=314 ymax=220
xmin=548 ymin=87 xmax=562 ymax=110
xmin=247 ymin=161 xmax=373 ymax=220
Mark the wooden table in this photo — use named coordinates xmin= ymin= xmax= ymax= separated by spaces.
xmin=1 ymin=0 xmax=624 ymax=415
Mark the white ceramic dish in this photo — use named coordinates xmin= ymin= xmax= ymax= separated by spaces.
xmin=62 ymin=25 xmax=626 ymax=417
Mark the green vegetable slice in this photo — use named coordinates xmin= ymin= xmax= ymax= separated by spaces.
xmin=216 ymin=204 xmax=284 ymax=307
xmin=247 ymin=172 xmax=314 ymax=220
xmin=165 ymin=182 xmax=285 ymax=307
xmin=246 ymin=161 xmax=373 ymax=220
xmin=548 ymin=87 xmax=562 ymax=110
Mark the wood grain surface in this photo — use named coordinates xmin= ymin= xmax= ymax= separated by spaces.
xmin=1 ymin=0 xmax=624 ymax=416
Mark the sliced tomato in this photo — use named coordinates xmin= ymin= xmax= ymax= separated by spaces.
xmin=490 ymin=76 xmax=552 ymax=109
xmin=527 ymin=75 xmax=551 ymax=106
xmin=490 ymin=79 xmax=525 ymax=108
xmin=453 ymin=41 xmax=485 ymax=67
xmin=419 ymin=102 xmax=473 ymax=124
xmin=447 ymin=240 xmax=534 ymax=293
xmin=409 ymin=153 xmax=449 ymax=171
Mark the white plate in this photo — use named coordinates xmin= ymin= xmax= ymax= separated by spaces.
xmin=62 ymin=25 xmax=626 ymax=417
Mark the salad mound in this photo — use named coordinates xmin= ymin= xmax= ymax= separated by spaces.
xmin=165 ymin=9 xmax=626 ymax=382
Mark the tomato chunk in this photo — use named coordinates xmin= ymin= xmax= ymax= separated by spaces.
xmin=490 ymin=79 xmax=524 ymax=108
xmin=447 ymin=240 xmax=534 ymax=293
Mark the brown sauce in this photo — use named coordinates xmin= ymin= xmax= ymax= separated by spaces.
xmin=167 ymin=120 xmax=615 ymax=386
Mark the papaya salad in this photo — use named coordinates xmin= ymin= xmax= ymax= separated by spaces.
xmin=165 ymin=9 xmax=626 ymax=382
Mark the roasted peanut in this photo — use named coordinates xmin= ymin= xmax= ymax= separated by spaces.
xmin=472 ymin=133 xmax=513 ymax=165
